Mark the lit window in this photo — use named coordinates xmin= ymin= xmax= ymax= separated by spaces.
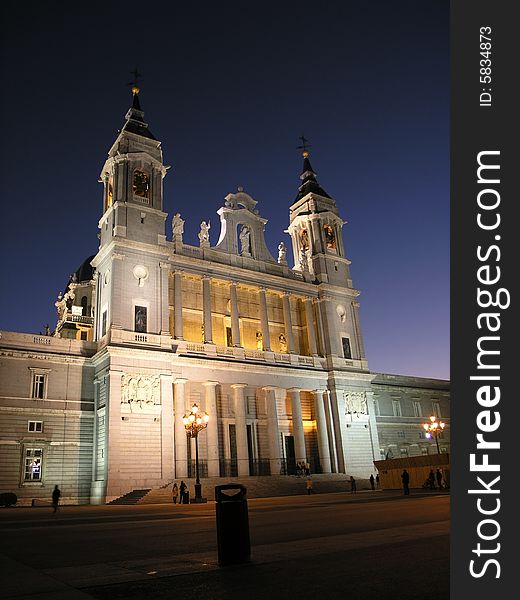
xmin=24 ymin=448 xmax=43 ymax=481
xmin=28 ymin=421 xmax=43 ymax=433
xmin=31 ymin=374 xmax=46 ymax=399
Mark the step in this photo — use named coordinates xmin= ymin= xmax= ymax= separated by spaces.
xmin=138 ymin=475 xmax=370 ymax=504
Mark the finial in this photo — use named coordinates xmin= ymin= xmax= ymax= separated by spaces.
xmin=297 ymin=134 xmax=312 ymax=157
xmin=128 ymin=67 xmax=142 ymax=95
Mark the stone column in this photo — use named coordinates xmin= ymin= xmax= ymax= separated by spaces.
xmin=173 ymin=271 xmax=183 ymax=340
xmin=202 ymin=276 xmax=213 ymax=343
xmin=288 ymin=388 xmax=306 ymax=463
xmin=109 ymin=254 xmax=125 ymax=330
xmin=174 ymin=378 xmax=188 ymax=478
xmin=304 ymin=298 xmax=318 ymax=356
xmin=351 ymin=301 xmax=366 ymax=359
xmin=160 ymin=374 xmax=174 ymax=481
xmin=328 ymin=388 xmax=346 ymax=473
xmin=203 ymin=381 xmax=219 ymax=476
xmin=312 ymin=390 xmax=332 ymax=473
xmin=282 ymin=292 xmax=296 ymax=353
xmin=323 ymin=390 xmax=338 ymax=473
xmin=230 ymin=282 xmax=241 ymax=347
xmin=159 ymin=263 xmax=170 ymax=335
xmin=105 ymin=370 xmax=123 ymax=500
xmin=231 ymin=384 xmax=249 ymax=476
xmin=264 ymin=386 xmax=281 ymax=474
xmin=258 ymin=288 xmax=271 ymax=350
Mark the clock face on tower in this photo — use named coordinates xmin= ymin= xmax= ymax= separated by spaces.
xmin=133 ymin=169 xmax=150 ymax=198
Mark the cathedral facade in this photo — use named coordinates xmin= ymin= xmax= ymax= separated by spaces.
xmin=0 ymin=90 xmax=450 ymax=505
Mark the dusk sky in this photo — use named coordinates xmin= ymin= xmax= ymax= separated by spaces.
xmin=1 ymin=1 xmax=449 ymax=380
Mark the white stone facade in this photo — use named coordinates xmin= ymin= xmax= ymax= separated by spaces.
xmin=0 ymin=92 xmax=450 ymax=504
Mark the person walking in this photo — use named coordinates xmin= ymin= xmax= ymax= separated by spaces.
xmin=52 ymin=485 xmax=61 ymax=513
xmin=179 ymin=480 xmax=187 ymax=504
xmin=401 ymin=469 xmax=410 ymax=495
xmin=306 ymin=476 xmax=313 ymax=495
xmin=428 ymin=469 xmax=436 ymax=490
xmin=350 ymin=476 xmax=357 ymax=493
xmin=369 ymin=474 xmax=375 ymax=490
xmin=376 ymin=473 xmax=380 ymax=488
xmin=172 ymin=482 xmax=179 ymax=504
xmin=436 ymin=469 xmax=443 ymax=490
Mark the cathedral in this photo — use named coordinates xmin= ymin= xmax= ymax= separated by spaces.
xmin=0 ymin=87 xmax=450 ymax=505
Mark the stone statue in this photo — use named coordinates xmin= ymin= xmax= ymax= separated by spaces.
xmin=239 ymin=225 xmax=251 ymax=256
xmin=299 ymin=247 xmax=308 ymax=271
xmin=277 ymin=241 xmax=287 ymax=264
xmin=279 ymin=333 xmax=287 ymax=353
xmin=256 ymin=331 xmax=263 ymax=350
xmin=172 ymin=213 xmax=184 ymax=241
xmin=199 ymin=220 xmax=210 ymax=245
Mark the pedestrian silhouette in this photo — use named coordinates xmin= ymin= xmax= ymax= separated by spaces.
xmin=401 ymin=469 xmax=410 ymax=495
xmin=52 ymin=485 xmax=61 ymax=513
xmin=306 ymin=476 xmax=313 ymax=495
xmin=172 ymin=482 xmax=179 ymax=504
xmin=369 ymin=474 xmax=375 ymax=490
xmin=350 ymin=476 xmax=357 ymax=493
xmin=428 ymin=469 xmax=436 ymax=490
xmin=376 ymin=473 xmax=380 ymax=488
xmin=436 ymin=468 xmax=443 ymax=490
xmin=179 ymin=480 xmax=187 ymax=504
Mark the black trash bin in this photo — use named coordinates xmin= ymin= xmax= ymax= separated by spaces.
xmin=215 ymin=484 xmax=251 ymax=566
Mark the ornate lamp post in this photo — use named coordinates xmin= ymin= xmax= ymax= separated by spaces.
xmin=183 ymin=403 xmax=209 ymax=502
xmin=422 ymin=415 xmax=446 ymax=454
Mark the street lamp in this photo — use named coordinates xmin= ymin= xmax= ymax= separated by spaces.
xmin=183 ymin=403 xmax=209 ymax=502
xmin=422 ymin=415 xmax=446 ymax=454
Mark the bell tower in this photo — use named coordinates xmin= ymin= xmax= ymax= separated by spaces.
xmin=287 ymin=145 xmax=352 ymax=287
xmin=92 ymin=83 xmax=170 ymax=342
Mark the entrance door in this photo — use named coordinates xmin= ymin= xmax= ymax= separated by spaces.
xmin=285 ymin=435 xmax=296 ymax=475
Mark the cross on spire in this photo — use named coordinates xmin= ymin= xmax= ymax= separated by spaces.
xmin=297 ymin=134 xmax=312 ymax=157
xmin=128 ymin=68 xmax=142 ymax=94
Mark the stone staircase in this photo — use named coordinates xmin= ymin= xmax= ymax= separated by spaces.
xmin=138 ymin=474 xmax=371 ymax=504
xmin=108 ymin=488 xmax=152 ymax=505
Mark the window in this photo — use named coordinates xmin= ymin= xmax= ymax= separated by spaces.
xmin=432 ymin=401 xmax=441 ymax=418
xmin=31 ymin=373 xmax=46 ymax=399
xmin=413 ymin=401 xmax=422 ymax=417
xmin=341 ymin=337 xmax=352 ymax=359
xmin=421 ymin=446 xmax=429 ymax=455
xmin=24 ymin=448 xmax=43 ymax=481
xmin=397 ymin=431 xmax=406 ymax=438
xmin=373 ymin=399 xmax=380 ymax=416
xmin=135 ymin=306 xmax=147 ymax=333
xmin=81 ymin=296 xmax=88 ymax=316
xmin=400 ymin=448 xmax=409 ymax=456
xmin=226 ymin=327 xmax=232 ymax=347
xmin=392 ymin=400 xmax=402 ymax=417
xmin=28 ymin=421 xmax=43 ymax=433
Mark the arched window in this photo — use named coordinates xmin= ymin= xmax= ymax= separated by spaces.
xmin=81 ymin=296 xmax=88 ymax=316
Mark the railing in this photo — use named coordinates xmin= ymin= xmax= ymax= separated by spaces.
xmin=218 ymin=459 xmax=271 ymax=477
xmin=249 ymin=459 xmax=271 ymax=476
xmin=219 ymin=459 xmax=238 ymax=477
xmin=279 ymin=458 xmax=322 ymax=476
xmin=187 ymin=460 xmax=208 ymax=479
xmin=67 ymin=315 xmax=94 ymax=325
